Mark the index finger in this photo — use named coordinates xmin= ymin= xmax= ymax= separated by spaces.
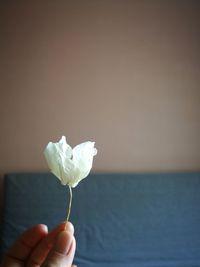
xmin=2 ymin=224 xmax=48 ymax=266
xmin=27 ymin=222 xmax=74 ymax=267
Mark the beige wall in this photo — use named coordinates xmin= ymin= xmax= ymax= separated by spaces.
xmin=0 ymin=0 xmax=200 ymax=186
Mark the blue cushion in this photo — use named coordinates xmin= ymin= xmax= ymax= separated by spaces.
xmin=1 ymin=172 xmax=200 ymax=266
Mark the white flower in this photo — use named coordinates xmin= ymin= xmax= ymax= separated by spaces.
xmin=44 ymin=136 xmax=97 ymax=188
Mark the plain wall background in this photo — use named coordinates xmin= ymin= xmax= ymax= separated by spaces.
xmin=0 ymin=0 xmax=200 ymax=209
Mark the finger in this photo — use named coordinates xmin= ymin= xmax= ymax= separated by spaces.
xmin=27 ymin=222 xmax=74 ymax=267
xmin=1 ymin=224 xmax=48 ymax=267
xmin=64 ymin=221 xmax=74 ymax=235
xmin=67 ymin=234 xmax=76 ymax=260
xmin=42 ymin=230 xmax=75 ymax=267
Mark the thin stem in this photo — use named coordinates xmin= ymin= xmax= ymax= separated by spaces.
xmin=66 ymin=185 xmax=72 ymax=222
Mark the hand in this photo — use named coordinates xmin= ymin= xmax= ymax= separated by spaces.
xmin=1 ymin=222 xmax=76 ymax=267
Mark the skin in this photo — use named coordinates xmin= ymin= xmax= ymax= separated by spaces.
xmin=1 ymin=222 xmax=77 ymax=267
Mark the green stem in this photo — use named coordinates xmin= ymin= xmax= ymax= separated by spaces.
xmin=66 ymin=185 xmax=72 ymax=222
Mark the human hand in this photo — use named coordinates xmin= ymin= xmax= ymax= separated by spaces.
xmin=1 ymin=222 xmax=76 ymax=267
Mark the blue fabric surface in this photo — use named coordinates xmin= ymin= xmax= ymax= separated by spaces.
xmin=1 ymin=172 xmax=200 ymax=266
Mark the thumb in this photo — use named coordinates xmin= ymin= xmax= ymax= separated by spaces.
xmin=42 ymin=230 xmax=76 ymax=267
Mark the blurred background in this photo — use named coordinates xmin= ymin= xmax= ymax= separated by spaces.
xmin=0 ymin=0 xmax=200 ymax=212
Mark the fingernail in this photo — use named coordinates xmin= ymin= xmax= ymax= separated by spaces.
xmin=42 ymin=224 xmax=48 ymax=232
xmin=54 ymin=231 xmax=73 ymax=255
xmin=38 ymin=224 xmax=48 ymax=234
xmin=65 ymin=221 xmax=74 ymax=234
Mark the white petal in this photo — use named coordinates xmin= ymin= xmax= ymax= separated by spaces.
xmin=71 ymin=141 xmax=97 ymax=186
xmin=44 ymin=136 xmax=73 ymax=184
xmin=56 ymin=136 xmax=73 ymax=159
xmin=44 ymin=142 xmax=62 ymax=181
xmin=60 ymin=157 xmax=75 ymax=185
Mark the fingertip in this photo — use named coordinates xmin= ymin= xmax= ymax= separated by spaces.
xmin=37 ymin=224 xmax=48 ymax=234
xmin=55 ymin=221 xmax=74 ymax=234
xmin=22 ymin=224 xmax=48 ymax=241
xmin=65 ymin=221 xmax=74 ymax=234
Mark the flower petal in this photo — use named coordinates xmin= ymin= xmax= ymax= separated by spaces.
xmin=59 ymin=157 xmax=75 ymax=185
xmin=44 ymin=142 xmax=62 ymax=181
xmin=56 ymin=136 xmax=73 ymax=159
xmin=71 ymin=141 xmax=97 ymax=186
xmin=44 ymin=136 xmax=73 ymax=183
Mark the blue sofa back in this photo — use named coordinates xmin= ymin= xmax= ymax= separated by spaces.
xmin=1 ymin=172 xmax=200 ymax=266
